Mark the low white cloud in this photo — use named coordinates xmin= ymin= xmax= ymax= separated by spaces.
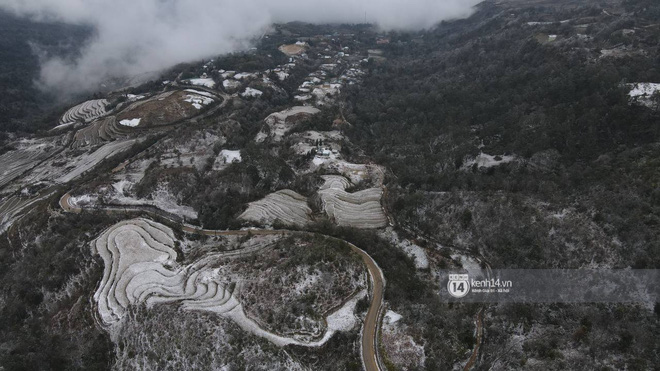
xmin=1 ymin=0 xmax=480 ymax=93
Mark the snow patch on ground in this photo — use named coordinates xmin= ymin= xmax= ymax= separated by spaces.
xmin=629 ymin=83 xmax=660 ymax=97
xmin=223 ymin=79 xmax=241 ymax=90
xmin=628 ymin=83 xmax=660 ymax=107
xmin=184 ymin=92 xmax=214 ymax=110
xmin=234 ymin=72 xmax=256 ymax=80
xmin=379 ymin=228 xmax=429 ymax=269
xmin=463 ymin=153 xmax=516 ymax=169
xmin=241 ymin=88 xmax=263 ymax=98
xmin=189 ymin=78 xmax=216 ymax=88
xmin=119 ymin=118 xmax=141 ymax=127
xmin=218 ymin=150 xmax=241 ymax=164
xmin=184 ymin=89 xmax=215 ymax=98
xmin=384 ymin=310 xmax=402 ymax=324
xmin=326 ymin=289 xmax=366 ymax=332
xmin=126 ymin=94 xmax=145 ymax=101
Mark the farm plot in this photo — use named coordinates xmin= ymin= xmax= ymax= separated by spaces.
xmin=279 ymin=43 xmax=307 ymax=56
xmin=71 ymin=116 xmax=133 ymax=148
xmin=59 ymin=99 xmax=109 ymax=125
xmin=0 ymin=138 xmax=60 ymax=189
xmin=313 ymin=159 xmax=386 ymax=187
xmin=239 ymin=189 xmax=312 ymax=226
xmin=0 ymin=191 xmax=55 ymax=233
xmin=58 ymin=139 xmax=138 ymax=183
xmin=255 ymin=106 xmax=320 ymax=142
xmin=117 ymin=90 xmax=218 ymax=128
xmin=318 ymin=175 xmax=387 ymax=229
xmin=92 ymin=219 xmax=366 ymax=347
xmin=93 ymin=218 xmax=240 ymax=328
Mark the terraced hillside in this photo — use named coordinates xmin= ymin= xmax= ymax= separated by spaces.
xmin=0 ymin=191 xmax=56 ymax=233
xmin=59 ymin=99 xmax=109 ymax=125
xmin=0 ymin=138 xmax=60 ymax=189
xmin=318 ymin=175 xmax=387 ymax=229
xmin=117 ymin=90 xmax=218 ymax=128
xmin=71 ymin=116 xmax=132 ymax=148
xmin=93 ymin=218 xmax=239 ymax=328
xmin=92 ymin=218 xmax=367 ymax=348
xmin=58 ymin=139 xmax=138 ymax=183
xmin=239 ymin=189 xmax=312 ymax=226
xmin=255 ymin=106 xmax=320 ymax=142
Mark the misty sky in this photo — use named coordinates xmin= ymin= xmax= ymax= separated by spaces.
xmin=0 ymin=0 xmax=480 ymax=93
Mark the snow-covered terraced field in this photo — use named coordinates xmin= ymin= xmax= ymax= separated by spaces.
xmin=256 ymin=106 xmax=320 ymax=142
xmin=319 ymin=175 xmax=352 ymax=190
xmin=71 ymin=116 xmax=133 ymax=148
xmin=0 ymin=192 xmax=55 ymax=233
xmin=239 ymin=189 xmax=312 ymax=226
xmin=318 ymin=175 xmax=387 ymax=229
xmin=93 ymin=219 xmax=364 ymax=347
xmin=93 ymin=219 xmax=240 ymax=327
xmin=60 ymin=99 xmax=109 ymax=125
xmin=313 ymin=160 xmax=386 ymax=187
xmin=58 ymin=139 xmax=138 ymax=183
xmin=0 ymin=139 xmax=59 ymax=189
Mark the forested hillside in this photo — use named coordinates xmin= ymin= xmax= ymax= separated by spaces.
xmin=344 ymin=0 xmax=660 ymax=269
xmin=0 ymin=11 xmax=90 ymax=133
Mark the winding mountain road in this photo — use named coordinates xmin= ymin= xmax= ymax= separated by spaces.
xmin=60 ymin=192 xmax=385 ymax=371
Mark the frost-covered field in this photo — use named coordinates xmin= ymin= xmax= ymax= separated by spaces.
xmin=189 ymin=77 xmax=216 ymax=88
xmin=241 ymin=87 xmax=263 ymax=98
xmin=92 ymin=219 xmax=366 ymax=348
xmin=183 ymin=89 xmax=215 ymax=109
xmin=239 ymin=189 xmax=312 ymax=226
xmin=0 ymin=191 xmax=56 ymax=233
xmin=318 ymin=175 xmax=387 ymax=229
xmin=71 ymin=116 xmax=131 ymax=148
xmin=0 ymin=138 xmax=60 ymax=189
xmin=58 ymin=139 xmax=138 ymax=183
xmin=59 ymin=99 xmax=109 ymax=125
xmin=255 ymin=106 xmax=320 ymax=142
xmin=0 ymin=137 xmax=138 ymax=194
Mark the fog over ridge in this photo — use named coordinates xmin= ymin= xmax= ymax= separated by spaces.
xmin=1 ymin=0 xmax=481 ymax=93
